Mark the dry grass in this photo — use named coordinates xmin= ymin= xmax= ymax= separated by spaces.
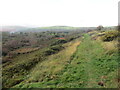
xmin=101 ymin=40 xmax=118 ymax=54
xmin=27 ymin=39 xmax=80 ymax=82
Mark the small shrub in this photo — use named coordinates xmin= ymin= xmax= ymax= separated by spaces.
xmin=50 ymin=45 xmax=64 ymax=51
xmin=44 ymin=45 xmax=64 ymax=55
xmin=101 ymin=30 xmax=119 ymax=42
xmin=44 ymin=49 xmax=56 ymax=55
xmin=51 ymin=40 xmax=67 ymax=46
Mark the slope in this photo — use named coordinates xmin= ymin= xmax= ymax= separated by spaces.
xmin=13 ymin=38 xmax=81 ymax=88
xmin=14 ymin=33 xmax=118 ymax=88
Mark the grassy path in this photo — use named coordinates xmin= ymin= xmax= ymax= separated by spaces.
xmin=81 ymin=34 xmax=102 ymax=88
xmin=14 ymin=34 xmax=118 ymax=88
xmin=81 ymin=34 xmax=101 ymax=87
xmin=64 ymin=34 xmax=118 ymax=88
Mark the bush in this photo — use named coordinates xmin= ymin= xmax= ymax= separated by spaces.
xmin=50 ymin=45 xmax=64 ymax=51
xmin=44 ymin=49 xmax=56 ymax=55
xmin=51 ymin=40 xmax=67 ymax=46
xmin=44 ymin=45 xmax=64 ymax=55
xmin=101 ymin=30 xmax=119 ymax=42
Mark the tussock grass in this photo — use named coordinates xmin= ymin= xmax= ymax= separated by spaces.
xmin=102 ymin=40 xmax=118 ymax=54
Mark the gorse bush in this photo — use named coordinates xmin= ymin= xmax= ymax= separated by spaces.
xmin=50 ymin=45 xmax=64 ymax=51
xmin=101 ymin=30 xmax=119 ymax=42
xmin=51 ymin=40 xmax=67 ymax=46
xmin=44 ymin=45 xmax=64 ymax=55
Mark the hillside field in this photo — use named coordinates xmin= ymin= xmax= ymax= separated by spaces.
xmin=2 ymin=27 xmax=119 ymax=88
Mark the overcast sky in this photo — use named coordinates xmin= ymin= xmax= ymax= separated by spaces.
xmin=0 ymin=0 xmax=119 ymax=27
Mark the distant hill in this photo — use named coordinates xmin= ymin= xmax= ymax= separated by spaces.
xmin=21 ymin=26 xmax=98 ymax=32
xmin=1 ymin=25 xmax=117 ymax=33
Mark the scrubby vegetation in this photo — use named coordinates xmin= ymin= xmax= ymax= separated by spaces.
xmin=100 ymin=30 xmax=119 ymax=42
xmin=2 ymin=26 xmax=119 ymax=88
xmin=13 ymin=33 xmax=118 ymax=88
xmin=2 ymin=30 xmax=83 ymax=63
xmin=2 ymin=29 xmax=84 ymax=88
